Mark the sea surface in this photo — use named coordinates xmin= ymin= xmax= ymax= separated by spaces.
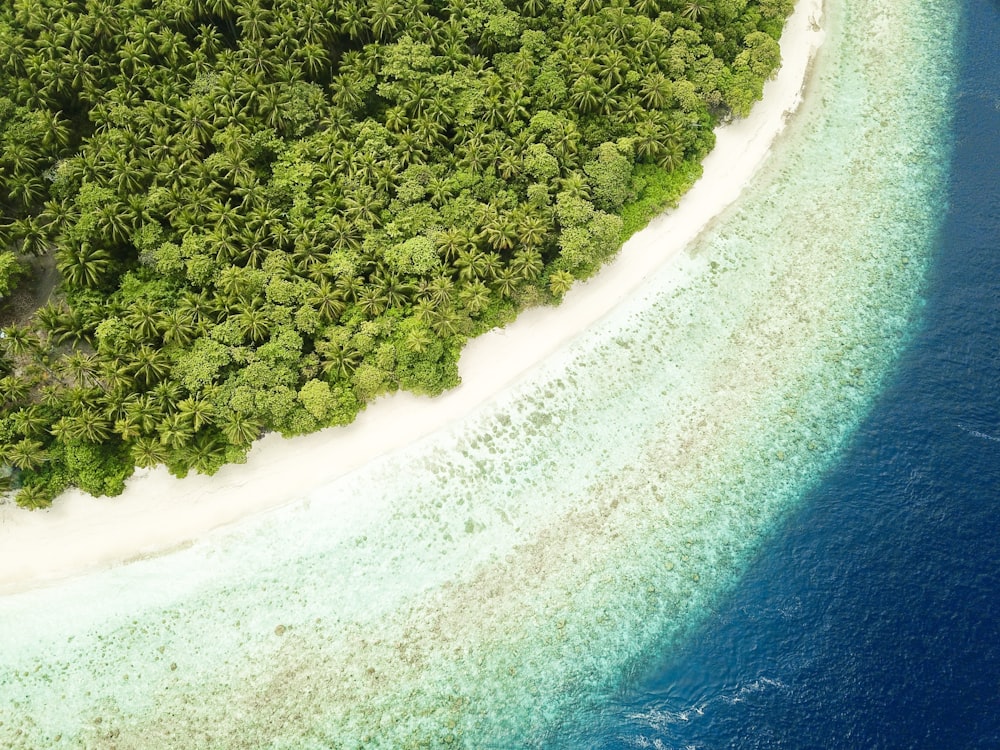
xmin=2 ymin=0 xmax=996 ymax=747
xmin=588 ymin=1 xmax=1000 ymax=747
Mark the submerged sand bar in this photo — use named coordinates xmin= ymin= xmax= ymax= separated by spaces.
xmin=0 ymin=0 xmax=826 ymax=593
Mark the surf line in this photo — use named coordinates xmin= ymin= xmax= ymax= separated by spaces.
xmin=957 ymin=424 xmax=1000 ymax=443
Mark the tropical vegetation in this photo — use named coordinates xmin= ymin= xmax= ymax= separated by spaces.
xmin=0 ymin=0 xmax=790 ymax=507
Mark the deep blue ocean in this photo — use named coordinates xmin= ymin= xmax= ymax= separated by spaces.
xmin=588 ymin=1 xmax=1000 ymax=747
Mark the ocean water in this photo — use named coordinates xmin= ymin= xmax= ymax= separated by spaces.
xmin=0 ymin=0 xmax=977 ymax=746
xmin=589 ymin=1 xmax=1000 ymax=747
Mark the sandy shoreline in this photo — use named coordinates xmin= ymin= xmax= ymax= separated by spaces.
xmin=0 ymin=0 xmax=826 ymax=595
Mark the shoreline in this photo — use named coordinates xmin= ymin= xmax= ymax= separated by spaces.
xmin=0 ymin=0 xmax=826 ymax=595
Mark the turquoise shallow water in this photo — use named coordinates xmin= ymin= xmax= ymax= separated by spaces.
xmin=0 ymin=0 xmax=957 ymax=746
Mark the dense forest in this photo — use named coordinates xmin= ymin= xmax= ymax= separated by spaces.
xmin=0 ymin=0 xmax=790 ymax=507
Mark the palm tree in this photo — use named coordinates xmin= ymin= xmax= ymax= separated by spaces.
xmin=455 ymin=249 xmax=491 ymax=283
xmin=326 ymin=215 xmax=363 ymax=252
xmin=220 ymin=412 xmax=262 ymax=447
xmin=371 ymin=269 xmax=411 ymax=309
xmin=598 ymin=50 xmax=629 ymax=88
xmin=49 ymin=415 xmax=75 ymax=443
xmin=97 ymin=357 xmax=134 ymax=394
xmin=383 ymin=105 xmax=410 ymax=134
xmin=1 ymin=325 xmax=41 ymax=358
xmin=569 ymin=75 xmax=604 ymax=114
xmin=11 ymin=216 xmax=49 ymax=257
xmin=426 ymin=177 xmax=455 ymax=208
xmin=258 ymin=86 xmax=293 ymax=132
xmin=393 ymin=131 xmax=424 ymax=167
xmin=338 ymin=1 xmax=367 ymax=40
xmin=132 ymin=437 xmax=170 ymax=468
xmin=3 ymin=174 xmax=46 ymax=208
xmin=208 ymin=199 xmax=243 ymax=234
xmin=559 ymin=172 xmax=591 ymax=200
xmin=503 ymin=88 xmax=532 ymax=125
xmin=425 ymin=306 xmax=467 ymax=337
xmin=658 ymin=140 xmax=685 ymax=172
xmin=516 ymin=213 xmax=550 ymax=251
xmin=96 ymin=200 xmax=135 ymax=247
xmin=56 ymin=243 xmax=112 ymax=289
xmin=634 ymin=120 xmax=664 ymax=163
xmin=402 ymin=323 xmax=433 ymax=354
xmin=640 ymin=72 xmax=673 ymax=110
xmin=161 ymin=309 xmax=198 ymax=348
xmin=496 ymin=151 xmax=522 ymax=182
xmin=633 ymin=0 xmax=660 ymax=17
xmin=493 ymin=266 xmax=520 ymax=299
xmin=109 ymin=154 xmax=148 ymax=195
xmin=335 ymin=274 xmax=364 ymax=303
xmin=124 ymin=394 xmax=164 ymax=434
xmin=38 ymin=197 xmax=79 ymax=236
xmin=0 ymin=376 xmax=31 ymax=407
xmin=67 ymin=408 xmax=113 ymax=443
xmin=4 ymin=141 xmax=40 ymax=175
xmin=16 ymin=484 xmax=53 ymax=510
xmin=236 ymin=304 xmax=272 ymax=343
xmin=330 ymin=72 xmax=368 ymax=112
xmin=215 ymin=266 xmax=255 ymax=305
xmin=236 ymin=2 xmax=275 ymax=43
xmin=634 ymin=22 xmax=669 ymax=59
xmin=59 ymin=351 xmax=101 ymax=386
xmin=511 ymin=248 xmax=544 ymax=282
xmin=319 ymin=339 xmax=362 ymax=379
xmin=128 ymin=345 xmax=172 ymax=386
xmin=10 ymin=406 xmax=50 ymax=439
xmin=177 ymin=396 xmax=215 ymax=431
xmin=403 ymin=81 xmax=434 ymax=119
xmin=424 ymin=273 xmax=455 ymax=306
xmin=196 ymin=23 xmax=225 ymax=57
xmin=292 ymin=241 xmax=326 ymax=271
xmin=178 ymin=292 xmax=221 ymax=328
xmin=681 ymin=1 xmax=711 ymax=22
xmin=127 ymin=301 xmax=165 ymax=341
xmin=307 ymin=279 xmax=347 ymax=323
xmin=356 ymin=286 xmax=389 ymax=317
xmin=151 ymin=379 xmax=184 ymax=411
xmin=549 ymin=122 xmax=581 ymax=164
xmin=185 ymin=432 xmax=228 ymax=474
xmin=458 ymin=281 xmax=491 ymax=315
xmin=435 ymin=226 xmax=477 ymax=263
xmin=62 ymin=384 xmax=103 ymax=414
xmin=296 ymin=42 xmax=329 ymax=81
xmin=158 ymin=411 xmax=195 ymax=450
xmin=176 ymin=100 xmax=215 ymax=145
xmin=548 ymin=269 xmax=576 ymax=298
xmin=114 ymin=412 xmax=144 ymax=441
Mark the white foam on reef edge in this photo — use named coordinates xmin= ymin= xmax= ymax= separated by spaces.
xmin=0 ymin=0 xmax=826 ymax=594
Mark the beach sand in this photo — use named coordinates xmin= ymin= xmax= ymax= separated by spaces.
xmin=0 ymin=0 xmax=826 ymax=594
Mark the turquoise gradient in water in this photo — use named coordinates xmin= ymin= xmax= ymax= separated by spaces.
xmin=0 ymin=0 xmax=957 ymax=746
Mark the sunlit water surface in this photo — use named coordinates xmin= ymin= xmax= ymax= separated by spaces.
xmin=0 ymin=0 xmax=957 ymax=746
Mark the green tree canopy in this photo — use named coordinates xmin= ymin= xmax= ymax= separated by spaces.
xmin=0 ymin=0 xmax=789 ymax=505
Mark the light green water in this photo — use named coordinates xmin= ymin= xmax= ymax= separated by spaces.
xmin=0 ymin=0 xmax=957 ymax=746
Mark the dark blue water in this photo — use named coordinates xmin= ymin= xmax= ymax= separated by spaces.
xmin=588 ymin=2 xmax=1000 ymax=747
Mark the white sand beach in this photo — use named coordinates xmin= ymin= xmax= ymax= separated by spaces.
xmin=0 ymin=0 xmax=826 ymax=594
